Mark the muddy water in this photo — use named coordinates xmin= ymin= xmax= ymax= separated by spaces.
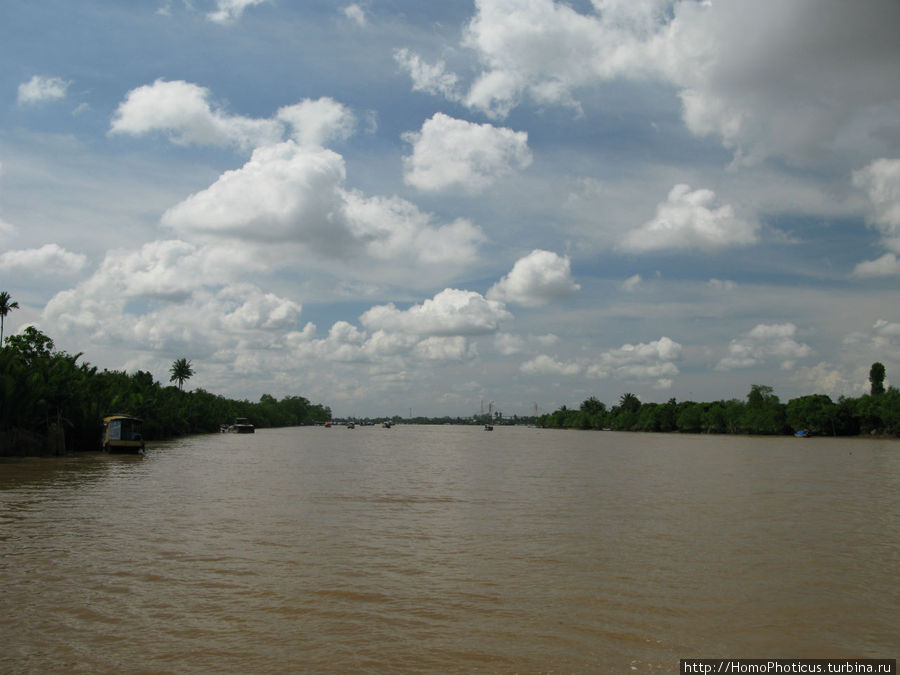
xmin=2 ymin=426 xmax=898 ymax=672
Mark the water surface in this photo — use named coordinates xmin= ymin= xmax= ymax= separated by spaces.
xmin=2 ymin=426 xmax=898 ymax=672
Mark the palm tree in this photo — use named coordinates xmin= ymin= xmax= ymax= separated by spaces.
xmin=0 ymin=291 xmax=20 ymax=346
xmin=169 ymin=358 xmax=194 ymax=390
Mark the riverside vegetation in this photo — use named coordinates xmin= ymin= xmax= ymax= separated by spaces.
xmin=537 ymin=370 xmax=900 ymax=437
xmin=0 ymin=326 xmax=330 ymax=456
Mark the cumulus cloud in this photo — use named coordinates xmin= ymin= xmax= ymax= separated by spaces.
xmin=17 ymin=75 xmax=69 ymax=105
xmin=872 ymin=319 xmax=900 ymax=349
xmin=0 ymin=244 xmax=86 ymax=275
xmin=110 ymin=79 xmax=282 ymax=150
xmin=853 ymin=158 xmax=900 ymax=254
xmin=586 ymin=337 xmax=682 ymax=389
xmin=459 ymin=0 xmax=651 ymax=118
xmin=393 ymin=49 xmax=462 ymax=101
xmin=520 ymin=354 xmax=582 ymax=376
xmin=487 ymin=249 xmax=579 ymax=306
xmin=40 ymin=239 xmax=303 ymax=360
xmin=402 ymin=113 xmax=531 ymax=193
xmin=160 ymin=138 xmax=484 ymax=280
xmin=852 ymin=253 xmax=900 ymax=278
xmin=207 ymin=0 xmax=269 ymax=24
xmin=162 ymin=142 xmax=348 ymax=245
xmin=413 ymin=0 xmax=900 ymax=163
xmin=620 ymin=184 xmax=759 ymax=252
xmin=343 ymin=4 xmax=367 ymax=26
xmin=360 ymin=288 xmax=511 ymax=337
xmin=716 ymin=323 xmax=813 ymax=371
xmin=340 ymin=192 xmax=485 ymax=269
xmin=276 ymin=98 xmax=356 ymax=147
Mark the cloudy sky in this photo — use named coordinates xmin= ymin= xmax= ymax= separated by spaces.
xmin=2 ymin=0 xmax=899 ymax=417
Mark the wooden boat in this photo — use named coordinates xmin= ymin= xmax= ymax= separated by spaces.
xmin=102 ymin=415 xmax=145 ymax=454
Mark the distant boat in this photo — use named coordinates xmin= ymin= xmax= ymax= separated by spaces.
xmin=231 ymin=418 xmax=255 ymax=434
xmin=795 ymin=428 xmax=810 ymax=438
xmin=484 ymin=424 xmax=493 ymax=431
xmin=347 ymin=422 xmax=355 ymax=429
xmin=383 ymin=421 xmax=392 ymax=428
xmin=102 ymin=415 xmax=145 ymax=454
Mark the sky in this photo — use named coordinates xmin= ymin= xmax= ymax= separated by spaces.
xmin=1 ymin=0 xmax=899 ymax=418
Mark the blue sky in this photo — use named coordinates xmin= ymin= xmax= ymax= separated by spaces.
xmin=2 ymin=0 xmax=899 ymax=418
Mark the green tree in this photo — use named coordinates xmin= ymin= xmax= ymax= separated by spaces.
xmin=786 ymin=394 xmax=836 ymax=436
xmin=869 ymin=362 xmax=886 ymax=396
xmin=169 ymin=358 xmax=194 ymax=390
xmin=743 ymin=384 xmax=787 ymax=434
xmin=5 ymin=326 xmax=54 ymax=364
xmin=0 ymin=291 xmax=20 ymax=345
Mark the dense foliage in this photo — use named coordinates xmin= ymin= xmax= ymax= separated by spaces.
xmin=537 ymin=382 xmax=900 ymax=437
xmin=0 ymin=327 xmax=331 ymax=455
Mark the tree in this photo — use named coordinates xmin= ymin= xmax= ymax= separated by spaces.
xmin=5 ymin=325 xmax=54 ymax=365
xmin=169 ymin=358 xmax=194 ymax=390
xmin=0 ymin=291 xmax=20 ymax=345
xmin=869 ymin=362 xmax=886 ymax=396
xmin=618 ymin=392 xmax=641 ymax=413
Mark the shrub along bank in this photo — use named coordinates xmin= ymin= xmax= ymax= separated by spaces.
xmin=0 ymin=327 xmax=330 ymax=456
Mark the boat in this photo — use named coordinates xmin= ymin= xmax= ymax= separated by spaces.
xmin=383 ymin=421 xmax=392 ymax=428
xmin=347 ymin=422 xmax=355 ymax=429
xmin=231 ymin=418 xmax=255 ymax=433
xmin=484 ymin=424 xmax=493 ymax=431
xmin=102 ymin=415 xmax=145 ymax=454
xmin=325 ymin=421 xmax=332 ymax=428
xmin=795 ymin=428 xmax=810 ymax=437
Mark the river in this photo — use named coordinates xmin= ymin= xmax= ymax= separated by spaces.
xmin=1 ymin=426 xmax=898 ymax=673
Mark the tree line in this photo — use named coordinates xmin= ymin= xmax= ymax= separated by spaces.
xmin=0 ymin=326 xmax=331 ymax=456
xmin=537 ymin=367 xmax=899 ymax=437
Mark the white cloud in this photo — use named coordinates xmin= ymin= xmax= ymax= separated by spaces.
xmin=852 ymin=253 xmax=900 ymax=278
xmin=162 ymin=141 xmax=348 ymax=245
xmin=161 ymin=140 xmax=485 ymax=281
xmin=494 ymin=332 xmax=526 ymax=355
xmin=340 ymin=192 xmax=485 ymax=270
xmin=520 ymin=354 xmax=582 ymax=376
xmin=707 ymin=278 xmax=737 ymax=291
xmin=795 ymin=362 xmax=852 ymax=397
xmin=414 ymin=336 xmax=476 ymax=362
xmin=0 ymin=218 xmax=16 ymax=240
xmin=621 ymin=274 xmax=642 ymax=292
xmin=207 ymin=0 xmax=269 ymax=24
xmin=343 ymin=4 xmax=367 ymax=26
xmin=487 ymin=249 xmax=579 ymax=306
xmin=872 ymin=319 xmax=900 ymax=349
xmin=0 ymin=244 xmax=86 ymax=275
xmin=17 ymin=76 xmax=69 ymax=105
xmin=460 ymin=0 xmax=655 ymax=118
xmin=110 ymin=79 xmax=282 ymax=150
xmin=276 ymin=98 xmax=356 ymax=147
xmin=449 ymin=0 xmax=900 ymax=164
xmin=586 ymin=337 xmax=682 ymax=389
xmin=394 ymin=49 xmax=462 ymax=101
xmin=716 ymin=323 xmax=813 ymax=371
xmin=402 ymin=113 xmax=531 ymax=194
xmin=360 ymin=288 xmax=511 ymax=337
xmin=853 ymin=158 xmax=900 ymax=254
xmin=620 ymin=184 xmax=759 ymax=252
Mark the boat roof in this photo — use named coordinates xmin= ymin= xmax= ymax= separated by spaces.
xmin=103 ymin=414 xmax=143 ymax=422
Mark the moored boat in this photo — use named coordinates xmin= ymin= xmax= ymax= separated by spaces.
xmin=231 ymin=418 xmax=255 ymax=433
xmin=102 ymin=415 xmax=145 ymax=454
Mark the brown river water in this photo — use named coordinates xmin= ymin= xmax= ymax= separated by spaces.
xmin=1 ymin=425 xmax=898 ymax=673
